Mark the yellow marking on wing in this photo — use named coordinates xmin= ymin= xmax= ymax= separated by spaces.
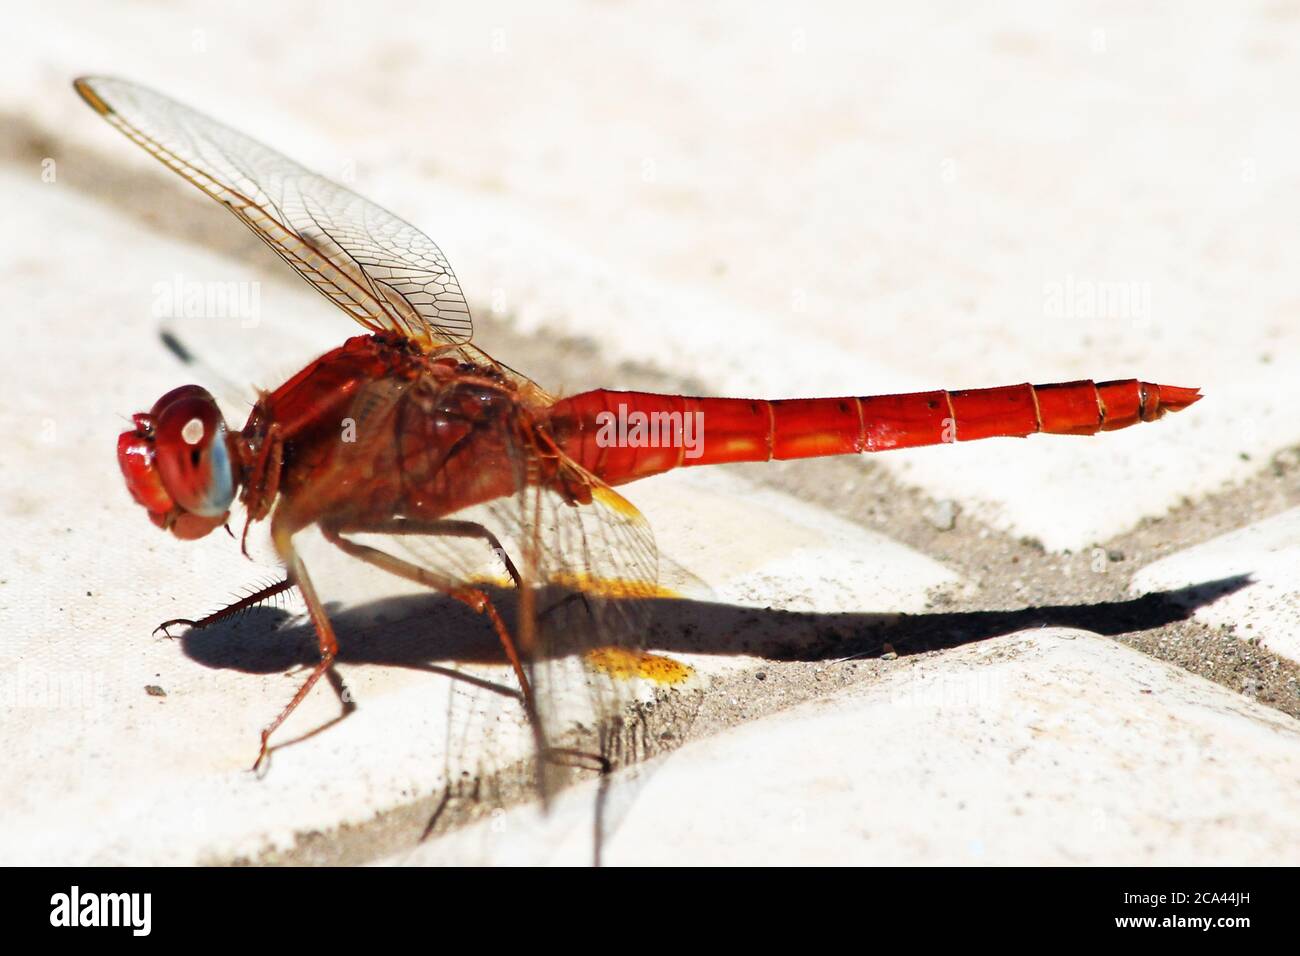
xmin=465 ymin=574 xmax=516 ymax=590
xmin=548 ymin=571 xmax=680 ymax=600
xmin=465 ymin=571 xmax=677 ymax=599
xmin=584 ymin=647 xmax=696 ymax=686
xmin=592 ymin=485 xmax=644 ymax=519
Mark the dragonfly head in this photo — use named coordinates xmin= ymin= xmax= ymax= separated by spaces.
xmin=118 ymin=385 xmax=238 ymax=540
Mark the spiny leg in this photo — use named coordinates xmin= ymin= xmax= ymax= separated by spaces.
xmin=387 ymin=514 xmax=588 ymax=628
xmin=351 ymin=520 xmax=579 ymax=639
xmin=154 ymin=576 xmax=295 ymax=638
xmin=318 ymin=524 xmax=544 ymax=753
xmin=252 ymin=537 xmax=340 ymax=773
xmin=322 ymin=524 xmax=612 ymax=789
xmin=320 ymin=520 xmax=611 ymax=788
xmin=331 ymin=517 xmax=522 ymax=588
xmin=320 ymin=516 xmax=531 ymax=693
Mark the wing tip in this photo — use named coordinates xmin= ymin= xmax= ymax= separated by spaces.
xmin=72 ymin=76 xmax=114 ymax=116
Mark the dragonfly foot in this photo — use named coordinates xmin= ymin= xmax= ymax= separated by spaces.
xmin=153 ymin=618 xmax=197 ymax=639
xmin=250 ymin=730 xmax=272 ymax=776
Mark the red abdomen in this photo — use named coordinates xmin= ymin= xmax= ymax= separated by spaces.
xmin=546 ymin=379 xmax=1200 ymax=487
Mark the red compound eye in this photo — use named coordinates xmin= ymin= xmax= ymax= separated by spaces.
xmin=117 ymin=386 xmax=236 ymax=540
xmin=118 ymin=413 xmax=174 ymax=523
xmin=150 ymin=385 xmax=236 ymax=518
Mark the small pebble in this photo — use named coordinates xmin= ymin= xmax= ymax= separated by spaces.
xmin=754 ymin=671 xmax=767 ymax=681
xmin=145 ymin=685 xmax=167 ymax=698
xmin=926 ymin=499 xmax=958 ymax=531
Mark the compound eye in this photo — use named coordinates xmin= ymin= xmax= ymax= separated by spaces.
xmin=118 ymin=419 xmax=173 ymax=518
xmin=151 ymin=386 xmax=235 ymax=518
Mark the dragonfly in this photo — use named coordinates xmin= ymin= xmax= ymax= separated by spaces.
xmin=77 ymin=76 xmax=1201 ymax=792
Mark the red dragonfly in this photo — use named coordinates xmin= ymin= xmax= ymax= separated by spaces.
xmin=78 ymin=77 xmax=1200 ymax=785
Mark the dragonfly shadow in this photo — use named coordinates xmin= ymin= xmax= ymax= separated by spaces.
xmin=178 ymin=574 xmax=1252 ymax=676
xmin=177 ymin=594 xmax=516 ymax=688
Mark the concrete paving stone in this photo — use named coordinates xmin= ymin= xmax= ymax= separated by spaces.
xmin=1131 ymin=506 xmax=1300 ymax=667
xmin=389 ymin=629 xmax=1300 ymax=865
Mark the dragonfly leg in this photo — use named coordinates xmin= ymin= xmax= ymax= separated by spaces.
xmin=252 ymin=537 xmax=339 ymax=773
xmin=240 ymin=424 xmax=284 ymax=557
xmin=329 ymin=518 xmax=575 ymax=640
xmin=324 ymin=522 xmax=615 ymax=779
xmin=154 ymin=576 xmax=295 ymax=638
xmin=329 ymin=517 xmax=522 ymax=588
xmin=319 ymin=525 xmax=542 ymax=740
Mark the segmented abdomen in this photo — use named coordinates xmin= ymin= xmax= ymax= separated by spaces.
xmin=546 ymin=379 xmax=1200 ymax=487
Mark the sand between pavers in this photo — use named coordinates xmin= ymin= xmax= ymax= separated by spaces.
xmin=1132 ymin=506 xmax=1300 ymax=667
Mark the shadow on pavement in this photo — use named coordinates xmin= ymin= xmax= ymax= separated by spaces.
xmin=179 ymin=574 xmax=1252 ymax=675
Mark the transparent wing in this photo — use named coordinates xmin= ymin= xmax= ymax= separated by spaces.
xmin=74 ymin=76 xmax=472 ymax=348
xmin=376 ymin=464 xmax=702 ymax=788
xmin=518 ymin=473 xmax=704 ymax=782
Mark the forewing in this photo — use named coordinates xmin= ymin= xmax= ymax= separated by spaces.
xmin=74 ymin=76 xmax=472 ymax=348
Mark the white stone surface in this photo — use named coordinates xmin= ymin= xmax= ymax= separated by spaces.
xmin=1132 ymin=507 xmax=1300 ymax=666
xmin=391 ymin=630 xmax=1300 ymax=865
